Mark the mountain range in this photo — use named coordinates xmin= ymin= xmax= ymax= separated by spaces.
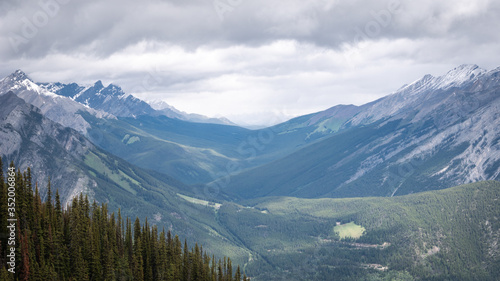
xmin=221 ymin=64 xmax=500 ymax=199
xmin=0 ymin=64 xmax=499 ymax=280
xmin=38 ymin=78 xmax=234 ymax=125
xmin=0 ymin=90 xmax=253 ymax=265
xmin=2 ymin=64 xmax=499 ymax=198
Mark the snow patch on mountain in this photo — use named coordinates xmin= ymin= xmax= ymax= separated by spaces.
xmin=343 ymin=64 xmax=500 ymax=191
xmin=0 ymin=70 xmax=113 ymax=133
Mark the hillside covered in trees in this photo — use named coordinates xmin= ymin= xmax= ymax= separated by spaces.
xmin=0 ymin=158 xmax=247 ymax=281
xmin=218 ymin=181 xmax=500 ymax=280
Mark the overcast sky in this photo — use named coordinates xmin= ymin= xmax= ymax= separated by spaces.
xmin=1 ymin=0 xmax=499 ymax=126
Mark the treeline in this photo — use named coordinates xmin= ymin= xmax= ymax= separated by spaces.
xmin=0 ymin=158 xmax=248 ymax=281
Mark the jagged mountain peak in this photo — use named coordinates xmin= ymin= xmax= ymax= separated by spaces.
xmin=437 ymin=64 xmax=484 ymax=81
xmin=398 ymin=73 xmax=435 ymax=94
xmin=11 ymin=69 xmax=31 ymax=81
xmin=83 ymin=81 xmax=125 ymax=97
xmin=398 ymin=64 xmax=486 ymax=95
xmin=1 ymin=70 xmax=58 ymax=98
xmin=94 ymin=80 xmax=104 ymax=88
xmin=102 ymin=83 xmax=125 ymax=96
xmin=0 ymin=71 xmax=114 ymax=133
xmin=433 ymin=64 xmax=486 ymax=89
xmin=36 ymin=78 xmax=155 ymax=117
xmin=451 ymin=63 xmax=481 ymax=72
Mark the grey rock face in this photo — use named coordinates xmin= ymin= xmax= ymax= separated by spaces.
xmin=0 ymin=92 xmax=95 ymax=205
xmin=0 ymin=70 xmax=112 ymax=134
xmin=39 ymin=80 xmax=156 ymax=117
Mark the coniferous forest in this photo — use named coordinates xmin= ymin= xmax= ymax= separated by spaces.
xmin=0 ymin=157 xmax=247 ymax=281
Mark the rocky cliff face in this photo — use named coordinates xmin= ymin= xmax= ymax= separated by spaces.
xmin=40 ymin=80 xmax=235 ymax=125
xmin=313 ymin=65 xmax=500 ymax=189
xmin=341 ymin=65 xmax=500 ymax=190
xmin=39 ymin=80 xmax=156 ymax=117
xmin=0 ymin=92 xmax=95 ymax=205
xmin=0 ymin=70 xmax=112 ymax=134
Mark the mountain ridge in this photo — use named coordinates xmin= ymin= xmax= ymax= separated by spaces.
xmin=0 ymin=70 xmax=113 ymax=134
xmin=0 ymin=90 xmax=258 ymax=266
xmin=221 ymin=64 xmax=500 ymax=199
xmin=38 ymin=76 xmax=235 ymax=125
xmin=39 ymin=79 xmax=157 ymax=118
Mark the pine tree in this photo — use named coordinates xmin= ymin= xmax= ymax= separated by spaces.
xmin=174 ymin=235 xmax=183 ymax=280
xmin=218 ymin=259 xmax=223 ymax=281
xmin=133 ymin=237 xmax=144 ymax=281
xmin=46 ymin=177 xmax=53 ymax=220
xmin=183 ymin=239 xmax=191 ymax=281
xmin=234 ymin=265 xmax=241 ymax=281
xmin=19 ymin=231 xmax=30 ymax=281
xmin=226 ymin=258 xmax=232 ymax=281
xmin=0 ymin=165 xmax=244 ymax=281
xmin=125 ymin=217 xmax=133 ymax=267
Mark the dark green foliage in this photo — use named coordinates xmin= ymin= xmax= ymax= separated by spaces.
xmin=0 ymin=160 xmax=245 ymax=281
xmin=220 ymin=181 xmax=500 ymax=280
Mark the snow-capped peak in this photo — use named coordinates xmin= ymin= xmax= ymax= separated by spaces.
xmin=398 ymin=64 xmax=487 ymax=96
xmin=432 ymin=64 xmax=486 ymax=90
xmin=148 ymin=100 xmax=179 ymax=111
xmin=12 ymin=69 xmax=31 ymax=81
xmin=1 ymin=70 xmax=58 ymax=98
xmin=398 ymin=74 xmax=435 ymax=94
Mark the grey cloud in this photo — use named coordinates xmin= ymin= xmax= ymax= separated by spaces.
xmin=2 ymin=0 xmax=499 ymax=60
xmin=1 ymin=0 xmax=500 ymax=126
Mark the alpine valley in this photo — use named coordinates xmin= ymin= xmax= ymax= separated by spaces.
xmin=0 ymin=65 xmax=499 ymax=280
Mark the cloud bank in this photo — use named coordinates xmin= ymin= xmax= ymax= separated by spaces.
xmin=1 ymin=0 xmax=499 ymax=125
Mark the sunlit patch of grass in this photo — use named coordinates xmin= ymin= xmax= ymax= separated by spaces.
xmin=334 ymin=222 xmax=365 ymax=240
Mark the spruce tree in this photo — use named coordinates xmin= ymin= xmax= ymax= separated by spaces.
xmin=0 ymin=165 xmax=244 ymax=281
xmin=234 ymin=265 xmax=241 ymax=281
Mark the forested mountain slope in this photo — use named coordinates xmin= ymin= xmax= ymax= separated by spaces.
xmin=0 ymin=93 xmax=253 ymax=266
xmin=219 ymin=181 xmax=500 ymax=280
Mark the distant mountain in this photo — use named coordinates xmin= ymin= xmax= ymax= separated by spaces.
xmin=222 ymin=64 xmax=500 ymax=199
xmin=38 ymin=79 xmax=235 ymax=125
xmin=1 ymin=70 xmax=349 ymax=186
xmin=4 ymin=65 xmax=498 ymax=199
xmin=347 ymin=64 xmax=491 ymax=126
xmin=0 ymin=91 xmax=175 ymax=205
xmin=0 ymin=70 xmax=111 ymax=133
xmin=149 ymin=100 xmax=236 ymax=125
xmin=0 ymin=70 xmax=250 ymax=185
xmin=270 ymin=103 xmax=365 ymax=140
xmin=39 ymin=80 xmax=156 ymax=117
xmin=82 ymin=108 xmax=356 ymax=185
xmin=0 ymin=91 xmax=255 ymax=265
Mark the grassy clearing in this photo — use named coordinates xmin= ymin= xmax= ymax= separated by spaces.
xmin=84 ymin=151 xmax=137 ymax=195
xmin=334 ymin=222 xmax=365 ymax=240
xmin=177 ymin=193 xmax=222 ymax=211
